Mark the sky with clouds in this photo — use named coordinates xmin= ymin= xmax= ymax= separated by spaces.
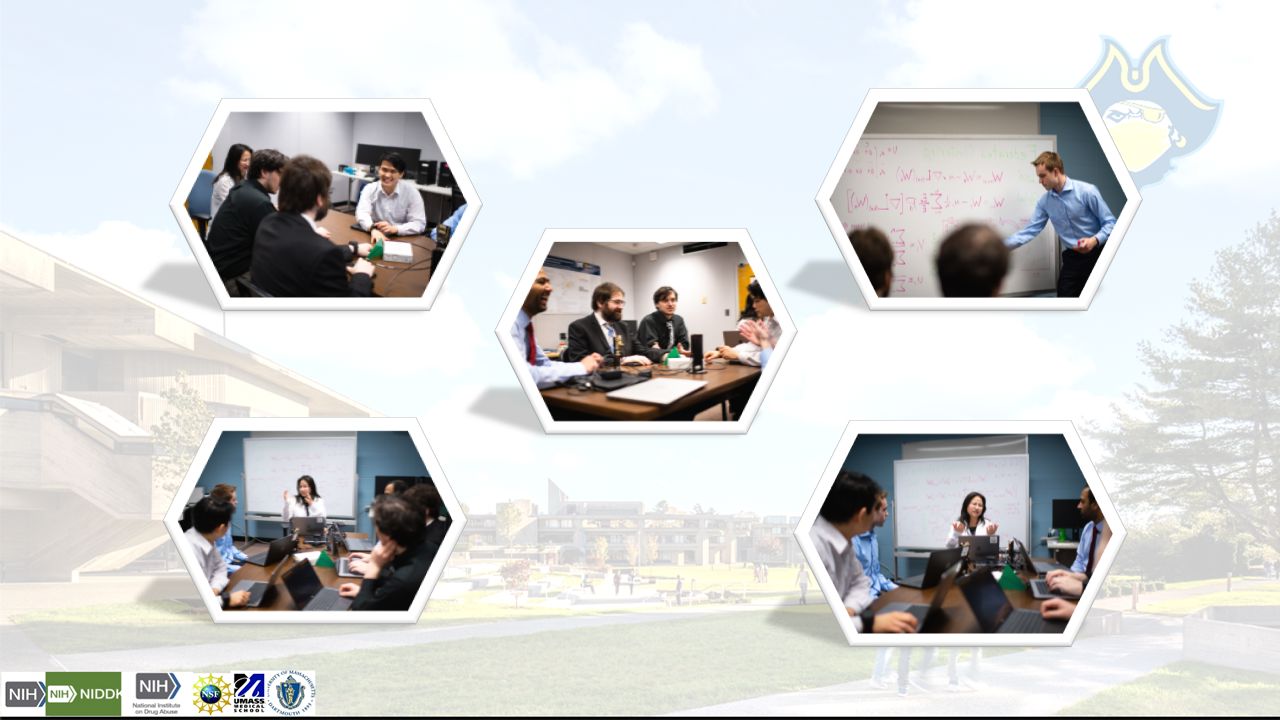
xmin=1 ymin=0 xmax=1276 ymax=514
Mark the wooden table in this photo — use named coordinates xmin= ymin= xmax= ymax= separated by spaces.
xmin=317 ymin=211 xmax=436 ymax=298
xmin=539 ymin=361 xmax=761 ymax=421
xmin=226 ymin=537 xmax=364 ymax=611
xmin=869 ymin=562 xmax=1060 ymax=633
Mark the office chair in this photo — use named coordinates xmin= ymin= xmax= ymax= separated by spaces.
xmin=237 ymin=277 xmax=274 ymax=298
xmin=187 ymin=169 xmax=215 ymax=241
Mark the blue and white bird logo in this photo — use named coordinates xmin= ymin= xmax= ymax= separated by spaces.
xmin=1082 ymin=38 xmax=1220 ymax=187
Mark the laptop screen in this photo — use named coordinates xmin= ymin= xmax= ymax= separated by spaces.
xmin=281 ymin=560 xmax=324 ymax=607
xmin=959 ymin=571 xmax=1014 ymax=633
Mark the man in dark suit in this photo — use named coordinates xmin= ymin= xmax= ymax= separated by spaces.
xmin=339 ymin=495 xmax=439 ymax=612
xmin=562 ymin=282 xmax=669 ymax=365
xmin=250 ymin=155 xmax=375 ymax=297
xmin=206 ymin=148 xmax=287 ymax=296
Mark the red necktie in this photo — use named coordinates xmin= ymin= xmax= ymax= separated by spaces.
xmin=526 ymin=321 xmax=537 ymax=365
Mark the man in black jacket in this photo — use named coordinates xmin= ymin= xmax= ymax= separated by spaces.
xmin=563 ymin=282 xmax=668 ymax=365
xmin=339 ymin=495 xmax=439 ymax=611
xmin=250 ymin=155 xmax=375 ymax=297
xmin=637 ymin=285 xmax=690 ymax=356
xmin=206 ymin=149 xmax=286 ymax=295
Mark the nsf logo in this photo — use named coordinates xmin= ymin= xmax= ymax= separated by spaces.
xmin=192 ymin=674 xmax=231 ymax=715
xmin=266 ymin=671 xmax=316 ymax=716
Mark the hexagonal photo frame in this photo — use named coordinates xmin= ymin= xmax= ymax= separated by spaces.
xmin=495 ymin=228 xmax=793 ymax=434
xmin=795 ymin=420 xmax=1124 ymax=646
xmin=164 ymin=417 xmax=466 ymax=623
xmin=170 ymin=99 xmax=480 ymax=310
xmin=817 ymin=89 xmax=1142 ymax=309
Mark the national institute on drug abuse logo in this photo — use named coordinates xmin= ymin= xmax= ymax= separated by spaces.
xmin=265 ymin=671 xmax=317 ymax=716
xmin=1082 ymin=37 xmax=1220 ymax=188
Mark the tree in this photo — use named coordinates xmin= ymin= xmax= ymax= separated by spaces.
xmin=589 ymin=536 xmax=610 ymax=568
xmin=625 ymin=538 xmax=639 ymax=567
xmin=150 ymin=371 xmax=213 ymax=508
xmin=1097 ymin=211 xmax=1280 ymax=563
xmin=500 ymin=560 xmax=531 ymax=608
xmin=496 ymin=503 xmax=527 ymax=546
xmin=644 ymin=535 xmax=659 ymax=565
xmin=653 ymin=500 xmax=669 ymax=514
xmin=757 ymin=535 xmax=785 ymax=563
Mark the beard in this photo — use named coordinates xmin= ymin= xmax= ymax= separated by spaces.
xmin=314 ymin=200 xmax=329 ymax=223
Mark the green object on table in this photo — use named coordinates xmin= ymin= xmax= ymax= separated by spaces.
xmin=315 ymin=550 xmax=336 ymax=569
xmin=1058 ymin=527 xmax=1067 ymax=542
xmin=997 ymin=563 xmax=1026 ymax=591
xmin=368 ymin=238 xmax=385 ymax=261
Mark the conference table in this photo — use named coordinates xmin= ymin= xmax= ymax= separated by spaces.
xmin=539 ymin=360 xmax=761 ymax=421
xmin=225 ymin=535 xmax=367 ymax=611
xmin=868 ymin=560 xmax=1064 ymax=633
xmin=317 ymin=211 xmax=436 ymax=298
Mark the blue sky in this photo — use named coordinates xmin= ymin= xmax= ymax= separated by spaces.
xmin=2 ymin=0 xmax=1275 ymax=512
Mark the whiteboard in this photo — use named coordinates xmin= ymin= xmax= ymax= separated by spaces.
xmin=544 ymin=266 xmax=598 ymax=316
xmin=892 ymin=454 xmax=1029 ymax=550
xmin=243 ymin=435 xmax=358 ymax=518
xmin=832 ymin=135 xmax=1059 ymax=297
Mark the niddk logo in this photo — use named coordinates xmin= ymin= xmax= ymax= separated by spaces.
xmin=266 ymin=671 xmax=316 ymax=716
xmin=192 ymin=674 xmax=232 ymax=715
xmin=1082 ymin=37 xmax=1220 ymax=187
xmin=45 ymin=672 xmax=121 ymax=717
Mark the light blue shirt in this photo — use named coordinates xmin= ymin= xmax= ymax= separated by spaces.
xmin=1070 ymin=520 xmax=1103 ymax=575
xmin=1006 ymin=178 xmax=1116 ymax=252
xmin=215 ymin=528 xmax=247 ymax=574
xmin=854 ymin=530 xmax=898 ymax=598
xmin=431 ymin=203 xmax=466 ymax=240
xmin=759 ymin=347 xmax=773 ymax=367
xmin=512 ymin=309 xmax=590 ymax=389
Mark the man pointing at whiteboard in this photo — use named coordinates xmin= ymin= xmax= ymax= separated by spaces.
xmin=1005 ymin=151 xmax=1116 ymax=298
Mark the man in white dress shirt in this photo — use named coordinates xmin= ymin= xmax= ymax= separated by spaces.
xmin=511 ymin=268 xmax=602 ymax=389
xmin=356 ymin=152 xmax=426 ymax=237
xmin=184 ymin=497 xmax=249 ymax=609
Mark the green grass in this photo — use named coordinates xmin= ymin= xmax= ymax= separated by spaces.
xmin=180 ymin=605 xmax=876 ymax=715
xmin=1162 ymin=577 xmax=1268 ymax=591
xmin=1139 ymin=583 xmax=1280 ymax=616
xmin=1059 ymin=661 xmax=1280 ymax=716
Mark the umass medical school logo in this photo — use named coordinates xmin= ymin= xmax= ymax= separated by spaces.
xmin=1082 ymin=38 xmax=1220 ymax=187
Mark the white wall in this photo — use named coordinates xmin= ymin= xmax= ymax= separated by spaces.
xmin=532 ymin=242 xmax=748 ymax=349
xmin=352 ymin=113 xmax=444 ymax=163
xmin=863 ymin=102 xmax=1039 ymax=134
xmin=632 ymin=244 xmax=747 ymax=345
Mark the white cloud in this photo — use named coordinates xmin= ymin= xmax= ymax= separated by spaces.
xmin=175 ymin=1 xmax=717 ymax=177
xmin=877 ymin=1 xmax=1280 ymax=188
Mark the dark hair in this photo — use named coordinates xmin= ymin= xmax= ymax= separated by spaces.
xmin=936 ymin=223 xmax=1010 ymax=297
xmin=849 ymin=227 xmax=894 ymax=298
xmin=379 ymin=152 xmax=406 ymax=174
xmin=746 ymin=279 xmax=765 ymax=302
xmin=384 ymin=479 xmax=409 ymax=495
xmin=216 ymin=143 xmax=253 ymax=184
xmin=295 ymin=475 xmax=322 ymax=502
xmin=210 ymin=483 xmax=237 ymax=501
xmin=592 ymin=282 xmax=623 ymax=312
xmin=739 ymin=292 xmax=757 ymax=321
xmin=819 ymin=470 xmax=882 ymax=524
xmin=277 ymin=155 xmax=331 ymax=214
xmin=403 ymin=483 xmax=442 ymax=519
xmin=373 ymin=494 xmax=426 ymax=546
xmin=957 ymin=491 xmax=987 ymax=526
xmin=653 ymin=286 xmax=677 ymax=306
xmin=248 ymin=149 xmax=287 ymax=183
xmin=193 ymin=496 xmax=234 ymax=534
xmin=1083 ymin=486 xmax=1096 ymax=507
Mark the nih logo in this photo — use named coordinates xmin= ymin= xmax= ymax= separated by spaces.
xmin=5 ymin=681 xmax=46 ymax=708
xmin=136 ymin=673 xmax=181 ymax=700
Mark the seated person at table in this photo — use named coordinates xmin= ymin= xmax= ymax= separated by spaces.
xmin=637 ymin=286 xmax=690 ymax=356
xmin=209 ymin=483 xmax=248 ymax=574
xmin=945 ymin=491 xmax=999 ymax=547
xmin=349 ymin=482 xmax=447 ymax=574
xmin=512 ymin=269 xmax=602 ymax=388
xmin=209 ymin=143 xmax=252 ymax=229
xmin=706 ymin=280 xmax=780 ymax=367
xmin=251 ymin=155 xmax=375 ymax=297
xmin=206 ymin=148 xmax=287 ymax=295
xmin=432 ymin=203 xmax=466 ymax=241
xmin=184 ymin=497 xmax=249 ymax=608
xmin=1045 ymin=487 xmax=1108 ymax=596
xmin=810 ymin=471 xmax=918 ymax=633
xmin=1042 ymin=519 xmax=1112 ymax=620
xmin=339 ymin=495 xmax=438 ymax=611
xmin=563 ymin=282 xmax=668 ymax=365
xmin=356 ymin=152 xmax=426 ymax=237
xmin=849 ymin=227 xmax=894 ymax=298
xmin=935 ymin=223 xmax=1011 ymax=298
xmin=281 ymin=474 xmax=327 ymax=526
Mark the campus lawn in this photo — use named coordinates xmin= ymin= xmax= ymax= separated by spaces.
xmin=1059 ymin=661 xmax=1280 ymax=716
xmin=1139 ymin=583 xmax=1280 ymax=615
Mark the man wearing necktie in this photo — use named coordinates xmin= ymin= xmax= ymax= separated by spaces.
xmin=638 ymin=285 xmax=691 ymax=356
xmin=511 ymin=269 xmax=602 ymax=388
xmin=1046 ymin=486 xmax=1106 ymax=594
xmin=563 ymin=282 xmax=669 ymax=365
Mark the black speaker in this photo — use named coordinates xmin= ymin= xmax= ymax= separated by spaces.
xmin=418 ymin=160 xmax=437 ymax=185
xmin=690 ymin=334 xmax=705 ymax=373
xmin=437 ymin=161 xmax=455 ymax=188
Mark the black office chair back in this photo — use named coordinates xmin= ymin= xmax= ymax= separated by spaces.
xmin=237 ymin=277 xmax=274 ymax=298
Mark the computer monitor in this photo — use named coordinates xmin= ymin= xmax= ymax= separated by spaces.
xmin=354 ymin=144 xmax=423 ymax=180
xmin=1052 ymin=499 xmax=1083 ymax=534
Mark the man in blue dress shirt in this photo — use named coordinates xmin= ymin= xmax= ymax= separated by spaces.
xmin=511 ymin=268 xmax=602 ymax=389
xmin=1005 ymin=151 xmax=1117 ymax=298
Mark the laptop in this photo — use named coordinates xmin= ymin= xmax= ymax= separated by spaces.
xmin=896 ymin=546 xmax=963 ymax=589
xmin=336 ymin=556 xmax=365 ymax=579
xmin=959 ymin=535 xmax=1001 ymax=567
xmin=328 ymin=525 xmax=375 ymax=554
xmin=281 ymin=559 xmax=352 ymax=612
xmin=958 ymin=570 xmax=1067 ymax=634
xmin=290 ymin=516 xmax=326 ymax=544
xmin=242 ymin=534 xmax=297 ymax=567
xmin=1012 ymin=541 xmax=1079 ymax=599
xmin=229 ymin=557 xmax=291 ymax=608
xmin=723 ymin=330 xmax=743 ymax=346
xmin=878 ymin=561 xmax=960 ymax=633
